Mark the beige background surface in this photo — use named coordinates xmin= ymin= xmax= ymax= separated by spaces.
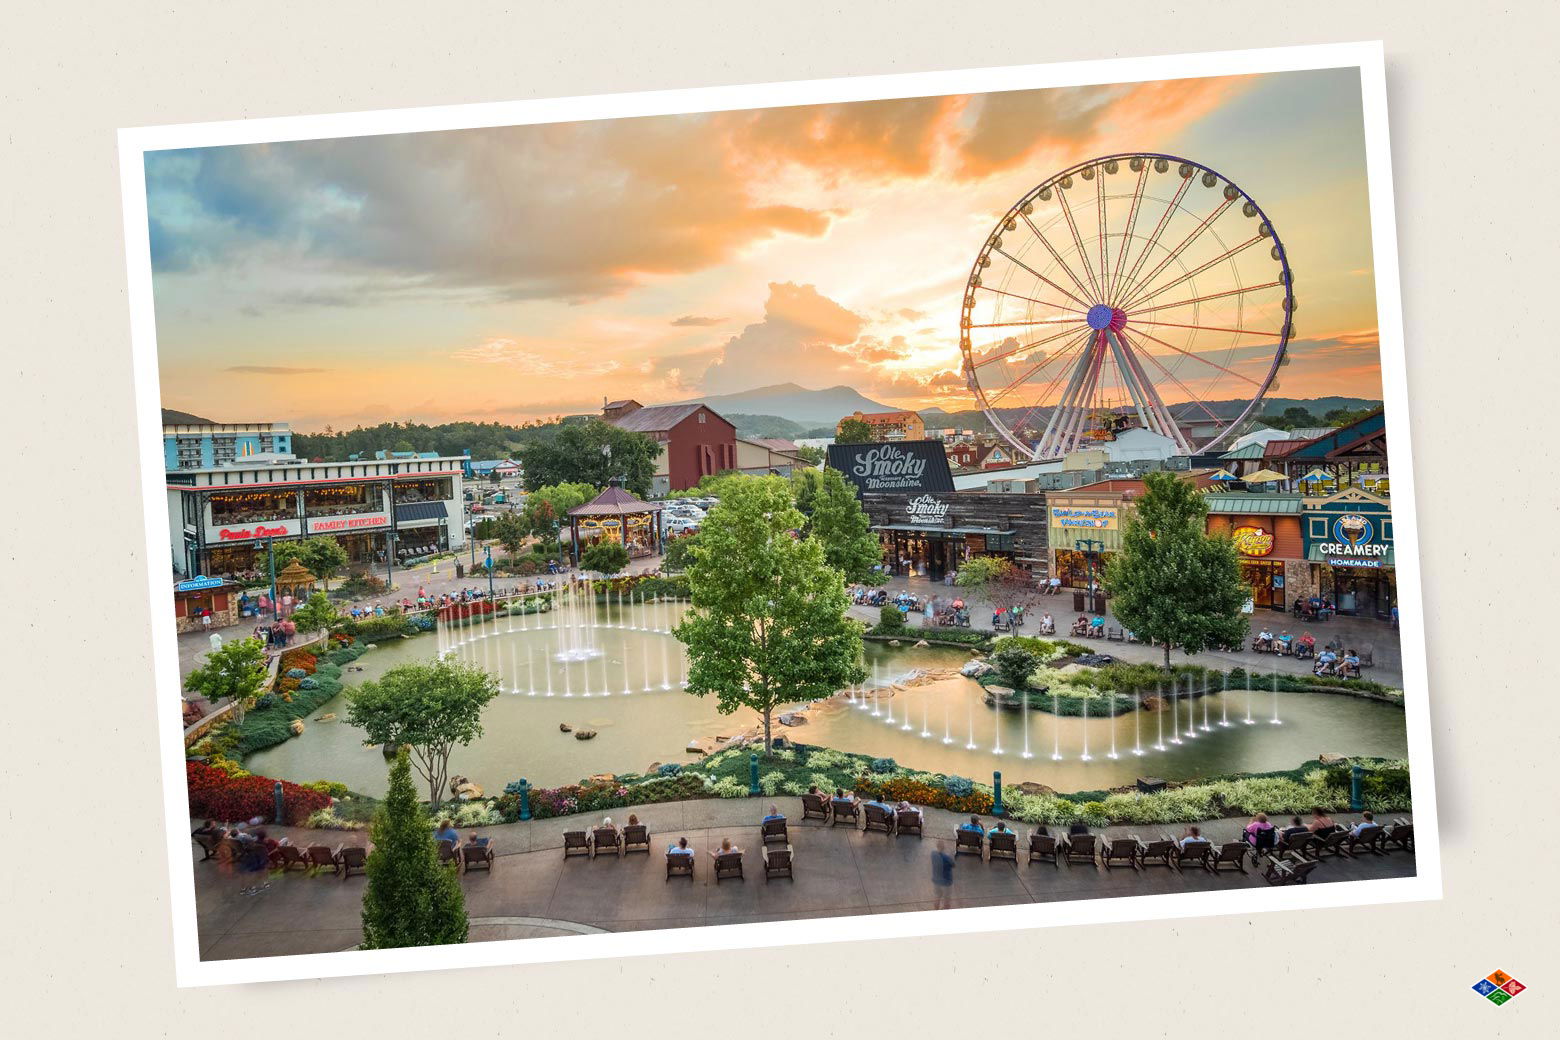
xmin=2 ymin=1 xmax=1554 ymax=1034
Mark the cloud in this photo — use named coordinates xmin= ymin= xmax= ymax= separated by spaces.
xmin=701 ymin=282 xmax=867 ymax=393
xmin=670 ymin=315 xmax=725 ymax=327
xmin=451 ymin=338 xmax=623 ymax=378
xmin=223 ymin=365 xmax=328 ymax=375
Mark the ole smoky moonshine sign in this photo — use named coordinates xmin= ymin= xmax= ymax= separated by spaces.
xmin=827 ymin=440 xmax=956 ymax=496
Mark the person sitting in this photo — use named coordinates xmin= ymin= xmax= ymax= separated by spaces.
xmin=667 ymin=836 xmax=693 ymax=858
xmin=1070 ymin=615 xmax=1090 ymax=637
xmin=864 ymin=794 xmax=894 ymax=816
xmin=958 ymin=815 xmax=986 ymax=835
xmin=433 ymin=819 xmax=459 ymax=845
xmin=1349 ymin=811 xmax=1378 ymax=837
xmin=832 ymin=788 xmax=859 ymax=811
xmin=467 ymin=831 xmax=490 ymax=848
xmin=1040 ymin=612 xmax=1055 ymax=635
xmin=1340 ymin=650 xmax=1361 ymax=679
xmin=1279 ymin=815 xmax=1309 ymax=841
xmin=1177 ymin=825 xmax=1206 ymax=849
xmin=710 ymin=837 xmax=742 ymax=859
xmin=761 ymin=804 xmax=785 ymax=824
xmin=1274 ymin=632 xmax=1294 ymax=655
xmin=1047 ymin=575 xmax=1062 ymax=595
xmin=987 ymin=820 xmax=1014 ymax=839
xmin=1088 ymin=615 xmax=1106 ymax=636
xmin=1254 ymin=628 xmax=1274 ymax=652
xmin=192 ymin=820 xmax=222 ymax=839
xmin=895 ymin=800 xmax=922 ymax=824
xmin=626 ymin=813 xmax=641 ymax=828
xmin=1242 ymin=813 xmax=1276 ymax=849
xmin=1314 ymin=648 xmax=1338 ymax=676
xmin=806 ymin=784 xmax=826 ymax=803
xmin=1069 ymin=821 xmax=1091 ymax=837
xmin=1307 ymin=808 xmax=1337 ymax=834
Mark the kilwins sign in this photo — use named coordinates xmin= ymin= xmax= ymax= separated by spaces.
xmin=827 ymin=439 xmax=955 ymax=496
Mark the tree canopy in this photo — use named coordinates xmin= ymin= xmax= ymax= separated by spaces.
xmin=289 ymin=591 xmax=340 ymax=634
xmin=1103 ymin=471 xmax=1250 ymax=668
xmin=271 ymin=535 xmax=349 ymax=589
xmin=360 ymin=749 xmax=468 ymax=949
xmin=580 ymin=540 xmax=631 ymax=575
xmin=184 ymin=636 xmax=268 ymax=720
xmin=345 ymin=659 xmax=501 ymax=807
xmin=835 ymin=417 xmax=873 ymax=444
xmin=792 ymin=467 xmax=882 ymax=583
xmin=674 ymin=476 xmax=865 ymax=753
xmin=519 ymin=482 xmax=598 ymax=538
xmin=291 ymin=417 xmax=564 ymax=463
xmin=521 ymin=418 xmax=659 ymax=497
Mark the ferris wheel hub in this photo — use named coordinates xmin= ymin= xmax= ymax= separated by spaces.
xmin=1086 ymin=304 xmax=1127 ymax=332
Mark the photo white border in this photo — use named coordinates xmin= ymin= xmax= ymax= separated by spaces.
xmin=118 ymin=39 xmax=1440 ymax=988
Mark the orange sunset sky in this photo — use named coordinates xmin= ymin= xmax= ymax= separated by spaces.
xmin=146 ymin=67 xmax=1382 ymax=432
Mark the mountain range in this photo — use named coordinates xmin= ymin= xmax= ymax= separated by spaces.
xmin=671 ymin=382 xmax=894 ymax=427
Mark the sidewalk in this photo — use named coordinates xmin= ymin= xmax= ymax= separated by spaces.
xmin=192 ymin=797 xmax=1416 ymax=960
xmin=855 ymin=573 xmax=1404 ymax=689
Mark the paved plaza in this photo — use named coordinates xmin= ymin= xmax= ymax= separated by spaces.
xmin=194 ymin=796 xmax=1415 ymax=960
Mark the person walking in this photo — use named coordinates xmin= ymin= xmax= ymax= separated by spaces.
xmin=931 ymin=842 xmax=955 ymax=910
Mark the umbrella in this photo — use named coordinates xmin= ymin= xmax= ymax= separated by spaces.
xmin=1244 ymin=468 xmax=1288 ymax=483
xmin=1208 ymin=469 xmax=1238 ymax=481
xmin=1298 ymin=468 xmax=1335 ymax=483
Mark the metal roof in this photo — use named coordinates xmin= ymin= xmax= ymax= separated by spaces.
xmin=1201 ymin=493 xmax=1305 ymax=515
xmin=611 ymin=403 xmax=724 ymax=433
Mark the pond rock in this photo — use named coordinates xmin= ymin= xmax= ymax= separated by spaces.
xmin=1317 ymin=752 xmax=1349 ymax=765
xmin=574 ymin=729 xmax=597 ymax=740
xmin=289 ymin=718 xmax=305 ymax=736
xmin=961 ymin=659 xmax=994 ymax=678
xmin=559 ymin=723 xmax=573 ymax=733
xmin=914 ymin=640 xmax=929 ymax=648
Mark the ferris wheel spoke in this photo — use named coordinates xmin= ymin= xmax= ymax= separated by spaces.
xmin=1054 ymin=184 xmax=1104 ymax=299
xmin=1107 ymin=329 xmax=1187 ymax=449
xmin=1096 ymin=173 xmax=1111 ymax=302
xmin=972 ymin=323 xmax=1093 ymax=369
xmin=1115 ymin=195 xmax=1236 ymax=311
xmin=1128 ymin=280 xmax=1283 ymax=317
xmin=1128 ymin=326 xmax=1262 ymax=389
xmin=966 ymin=317 xmax=1088 ymax=331
xmin=996 ymin=240 xmax=1092 ymax=309
xmin=1121 ymin=232 xmax=1262 ymax=313
xmin=1033 ymin=333 xmax=1100 ymax=457
xmin=985 ymin=332 xmax=1087 ymax=408
xmin=1013 ymin=219 xmax=1095 ymax=306
xmin=1109 ymin=165 xmax=1150 ymax=300
xmin=1117 ymin=330 xmax=1209 ymax=445
xmin=1129 ymin=319 xmax=1285 ymax=338
xmin=999 ymin=329 xmax=1096 ymax=434
xmin=976 ymin=284 xmax=1090 ymax=315
xmin=1112 ymin=174 xmax=1192 ymax=308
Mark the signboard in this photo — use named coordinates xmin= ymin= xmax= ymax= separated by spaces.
xmin=1231 ymin=525 xmax=1275 ymax=557
xmin=904 ymin=494 xmax=951 ymax=525
xmin=308 ymin=513 xmax=390 ymax=534
xmin=210 ymin=519 xmax=301 ymax=542
xmin=175 ymin=575 xmax=225 ymax=592
xmin=1317 ymin=513 xmax=1389 ymax=568
xmin=827 ymin=440 xmax=954 ymax=495
xmin=1050 ymin=506 xmax=1118 ymax=530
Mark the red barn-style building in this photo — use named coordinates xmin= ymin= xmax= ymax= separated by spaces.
xmin=607 ymin=401 xmax=737 ymax=495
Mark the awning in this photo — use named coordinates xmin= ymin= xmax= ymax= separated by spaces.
xmin=1306 ymin=544 xmax=1395 ymax=567
xmin=395 ymin=501 xmax=448 ymax=523
xmin=874 ymin=523 xmax=1012 ymax=535
xmin=1243 ymin=468 xmax=1288 ymax=483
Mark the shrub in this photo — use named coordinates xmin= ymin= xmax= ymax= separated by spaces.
xmin=944 ymin=775 xmax=974 ymax=798
xmin=298 ymin=676 xmax=319 ymax=690
xmin=877 ymin=603 xmax=906 ymax=631
xmin=759 ymin=771 xmax=786 ymax=796
xmin=869 ymin=757 xmax=897 ymax=774
xmin=340 ymin=615 xmax=418 ymax=641
xmin=990 ymin=644 xmax=1039 ymax=688
xmin=452 ymin=800 xmax=502 ymax=827
xmin=305 ymin=805 xmax=365 ymax=830
xmin=303 ymin=779 xmax=349 ymax=799
xmin=186 ymin=760 xmax=330 ymax=824
xmin=657 ymin=763 xmax=683 ymax=776
xmin=285 ymin=667 xmax=308 ymax=680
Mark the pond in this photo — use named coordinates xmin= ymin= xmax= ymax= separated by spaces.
xmin=247 ymin=599 xmax=1408 ymax=796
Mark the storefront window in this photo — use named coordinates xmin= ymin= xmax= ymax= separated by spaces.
xmin=394 ymin=478 xmax=452 ymax=503
xmin=208 ymin=489 xmax=297 ymax=525
xmin=1054 ymin=548 xmax=1114 ymax=588
xmin=206 ymin=544 xmax=261 ymax=576
xmin=304 ymin=483 xmax=379 ymax=517
xmin=1239 ymin=559 xmax=1285 ymax=610
xmin=394 ymin=527 xmax=448 ymax=558
xmin=1322 ymin=566 xmax=1396 ymax=619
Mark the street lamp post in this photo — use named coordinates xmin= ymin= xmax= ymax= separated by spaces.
xmin=385 ymin=529 xmax=396 ymax=593
xmin=267 ymin=537 xmax=279 ymax=622
xmin=485 ymin=545 xmax=495 ymax=601
xmin=1075 ymin=537 xmax=1104 ymax=614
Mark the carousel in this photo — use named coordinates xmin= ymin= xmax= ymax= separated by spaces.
xmin=567 ymin=479 xmax=663 ymax=564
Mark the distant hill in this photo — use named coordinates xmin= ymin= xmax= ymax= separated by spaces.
xmin=673 ymin=382 xmax=894 ymax=427
xmin=726 ymin=413 xmax=811 ymax=440
xmin=920 ymin=397 xmax=1381 ymax=432
xmin=162 ymin=408 xmax=214 ymax=425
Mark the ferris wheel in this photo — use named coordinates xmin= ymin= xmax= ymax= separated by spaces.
xmin=958 ymin=153 xmax=1295 ymax=460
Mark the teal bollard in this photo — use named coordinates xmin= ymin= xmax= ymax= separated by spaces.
xmin=1349 ymin=764 xmax=1364 ymax=811
xmin=519 ymin=778 xmax=531 ymax=821
xmin=992 ymin=770 xmax=1004 ymax=816
xmin=273 ymin=781 xmax=285 ymax=825
xmin=749 ymin=753 xmax=761 ymax=796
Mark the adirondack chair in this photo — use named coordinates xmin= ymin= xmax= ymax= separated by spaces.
xmin=1027 ymin=831 xmax=1060 ymax=866
xmin=955 ymin=828 xmax=985 ymax=858
xmin=1207 ymin=842 xmax=1249 ymax=874
xmin=1100 ymin=836 xmax=1138 ymax=870
xmin=895 ymin=809 xmax=924 ymax=837
xmin=801 ymin=794 xmax=831 ymax=821
xmin=863 ymin=804 xmax=896 ymax=835
xmin=622 ymin=824 xmax=651 ymax=855
xmin=460 ymin=842 xmax=495 ymax=873
xmin=666 ymin=850 xmax=695 ymax=880
xmin=1061 ymin=832 xmax=1098 ymax=866
xmin=713 ymin=851 xmax=744 ymax=882
xmin=335 ymin=845 xmax=369 ymax=879
xmin=988 ymin=829 xmax=1018 ymax=861
xmin=762 ymin=845 xmax=794 ymax=881
xmin=1262 ymin=853 xmax=1321 ymax=885
xmin=563 ymin=831 xmax=590 ymax=858
xmin=1133 ymin=836 xmax=1176 ymax=868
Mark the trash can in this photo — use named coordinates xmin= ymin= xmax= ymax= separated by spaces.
xmin=456 ymin=562 xmax=465 ymax=579
xmin=1072 ymin=591 xmax=1085 ymax=612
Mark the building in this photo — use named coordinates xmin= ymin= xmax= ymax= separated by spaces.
xmin=1202 ymin=491 xmax=1308 ymax=610
xmin=1302 ymin=487 xmax=1395 ymax=618
xmin=736 ymin=437 xmax=808 ymax=478
xmin=165 ymin=454 xmax=467 ymax=580
xmin=567 ymin=480 xmax=663 ymax=564
xmin=837 ymin=409 xmax=926 ymax=442
xmin=1044 ymin=473 xmax=1224 ymax=589
xmin=607 ymin=401 xmax=737 ymax=495
xmin=860 ymin=489 xmax=1048 ymax=581
xmin=163 ymin=416 xmax=292 ymax=471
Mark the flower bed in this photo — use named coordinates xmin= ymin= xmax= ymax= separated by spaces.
xmin=186 ymin=760 xmax=331 ymax=824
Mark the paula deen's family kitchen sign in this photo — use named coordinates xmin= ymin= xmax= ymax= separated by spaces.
xmin=826 ymin=440 xmax=956 ymax=496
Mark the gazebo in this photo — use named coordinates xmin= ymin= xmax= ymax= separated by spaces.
xmin=274 ymin=559 xmax=317 ymax=614
xmin=567 ymin=479 xmax=663 ymax=563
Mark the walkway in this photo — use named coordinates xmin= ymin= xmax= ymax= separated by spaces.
xmin=854 ymin=573 xmax=1404 ymax=689
xmin=194 ymin=797 xmax=1415 ymax=960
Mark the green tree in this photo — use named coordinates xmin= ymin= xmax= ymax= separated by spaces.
xmin=835 ymin=417 xmax=873 ymax=444
xmin=675 ymin=477 xmax=865 ymax=753
xmin=184 ymin=636 xmax=268 ymax=722
xmin=345 ymin=659 xmax=501 ymax=807
xmin=793 ymin=444 xmax=826 ymax=465
xmin=290 ymin=590 xmax=340 ymax=634
xmin=1104 ymin=471 xmax=1250 ymax=668
xmin=661 ymin=532 xmax=699 ymax=572
xmin=489 ymin=512 xmax=530 ymax=557
xmin=990 ymin=643 xmax=1039 ymax=688
xmin=272 ymin=536 xmax=349 ymax=590
xmin=877 ymin=603 xmax=906 ymax=632
xmin=521 ymin=418 xmax=659 ymax=497
xmin=955 ymin=556 xmax=1011 ymax=588
xmin=580 ymin=540 xmax=631 ymax=575
xmin=520 ymin=482 xmax=598 ymax=539
xmin=360 ymin=749 xmax=468 ymax=950
xmin=793 ymin=467 xmax=882 ymax=583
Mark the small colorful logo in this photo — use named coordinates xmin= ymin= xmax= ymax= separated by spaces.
xmin=1471 ymin=969 xmax=1526 ymax=1006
